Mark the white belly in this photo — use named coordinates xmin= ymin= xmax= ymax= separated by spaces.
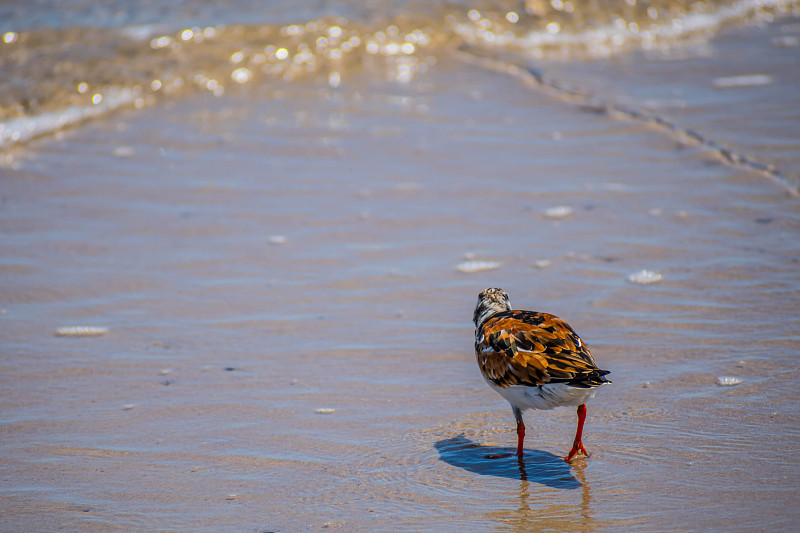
xmin=486 ymin=379 xmax=599 ymax=411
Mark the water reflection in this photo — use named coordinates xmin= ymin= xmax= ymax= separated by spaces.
xmin=488 ymin=465 xmax=595 ymax=532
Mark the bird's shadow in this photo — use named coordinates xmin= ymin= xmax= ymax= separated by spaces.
xmin=435 ymin=435 xmax=581 ymax=489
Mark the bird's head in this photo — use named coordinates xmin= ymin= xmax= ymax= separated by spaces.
xmin=473 ymin=288 xmax=512 ymax=328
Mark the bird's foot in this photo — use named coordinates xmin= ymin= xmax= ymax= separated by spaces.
xmin=564 ymin=441 xmax=589 ymax=462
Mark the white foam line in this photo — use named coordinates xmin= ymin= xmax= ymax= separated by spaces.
xmin=0 ymin=86 xmax=142 ymax=149
xmin=453 ymin=0 xmax=796 ymax=57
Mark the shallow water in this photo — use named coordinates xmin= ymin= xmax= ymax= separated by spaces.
xmin=2 ymin=1 xmax=800 ymax=531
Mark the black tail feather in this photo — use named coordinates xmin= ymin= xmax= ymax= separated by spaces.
xmin=552 ymin=368 xmax=611 ymax=388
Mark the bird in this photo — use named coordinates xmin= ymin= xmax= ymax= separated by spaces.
xmin=473 ymin=288 xmax=610 ymax=462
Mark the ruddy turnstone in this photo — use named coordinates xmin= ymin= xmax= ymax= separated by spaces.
xmin=473 ymin=288 xmax=610 ymax=462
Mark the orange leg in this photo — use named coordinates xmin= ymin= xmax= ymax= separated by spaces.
xmin=513 ymin=407 xmax=525 ymax=457
xmin=565 ymin=404 xmax=589 ymax=462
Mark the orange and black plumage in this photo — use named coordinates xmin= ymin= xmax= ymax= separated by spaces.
xmin=473 ymin=288 xmax=610 ymax=461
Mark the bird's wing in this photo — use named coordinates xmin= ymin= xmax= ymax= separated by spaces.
xmin=476 ymin=310 xmax=601 ymax=388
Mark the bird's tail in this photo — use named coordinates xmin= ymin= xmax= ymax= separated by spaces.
xmin=568 ymin=368 xmax=611 ymax=388
xmin=586 ymin=369 xmax=611 ymax=386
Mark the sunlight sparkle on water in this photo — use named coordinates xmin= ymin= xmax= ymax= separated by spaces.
xmin=282 ymin=24 xmax=304 ymax=37
xmin=328 ymin=71 xmax=341 ymax=87
xmin=546 ymin=22 xmax=562 ymax=34
xmin=231 ymin=68 xmax=252 ymax=84
xmin=150 ymin=36 xmax=173 ymax=49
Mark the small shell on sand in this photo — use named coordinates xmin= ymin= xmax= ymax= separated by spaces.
xmin=716 ymin=376 xmax=743 ymax=386
xmin=543 ymin=205 xmax=573 ymax=218
xmin=627 ymin=269 xmax=663 ymax=284
xmin=455 ymin=260 xmax=502 ymax=273
xmin=267 ymin=235 xmax=287 ymax=245
xmin=55 ymin=326 xmax=109 ymax=337
xmin=315 ymin=408 xmax=336 ymax=414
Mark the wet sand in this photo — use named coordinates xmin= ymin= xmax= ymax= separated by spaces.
xmin=2 ymin=20 xmax=800 ymax=533
xmin=537 ymin=15 xmax=800 ymax=190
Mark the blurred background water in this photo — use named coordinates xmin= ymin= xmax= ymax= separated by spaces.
xmin=2 ymin=0 xmax=799 ymax=188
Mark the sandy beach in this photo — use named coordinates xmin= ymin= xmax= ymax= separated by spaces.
xmin=2 ymin=3 xmax=800 ymax=531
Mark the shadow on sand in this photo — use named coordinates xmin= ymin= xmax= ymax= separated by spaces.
xmin=435 ymin=435 xmax=581 ymax=489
